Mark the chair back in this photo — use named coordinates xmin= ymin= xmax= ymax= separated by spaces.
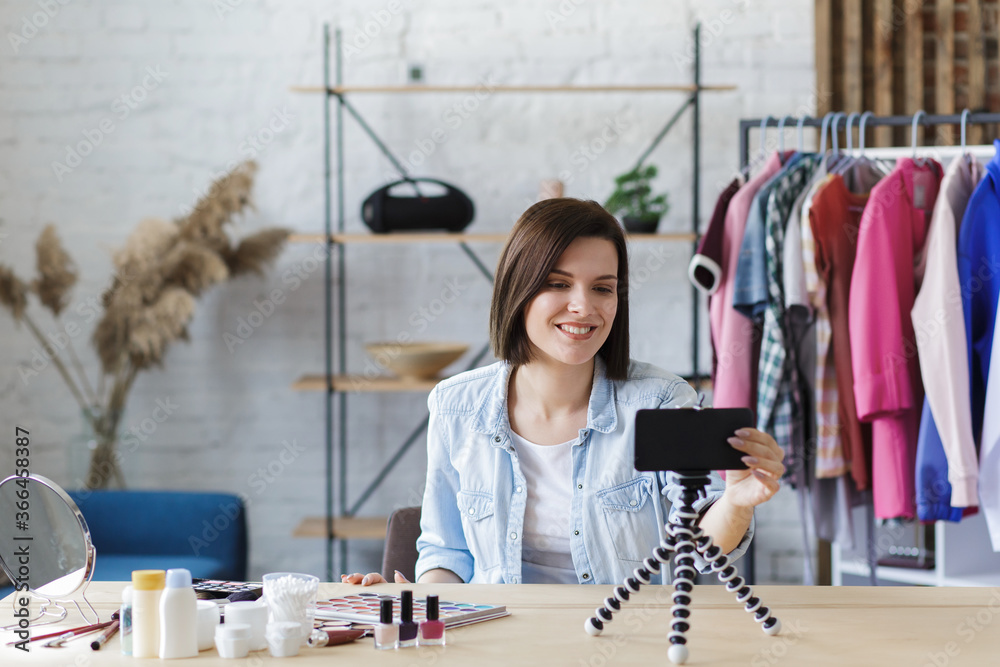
xmin=381 ymin=506 xmax=422 ymax=582
xmin=68 ymin=489 xmax=248 ymax=581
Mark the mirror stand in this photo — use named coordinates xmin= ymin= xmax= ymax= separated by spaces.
xmin=2 ymin=583 xmax=101 ymax=630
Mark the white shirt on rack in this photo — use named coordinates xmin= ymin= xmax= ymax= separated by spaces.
xmin=508 ymin=430 xmax=578 ymax=584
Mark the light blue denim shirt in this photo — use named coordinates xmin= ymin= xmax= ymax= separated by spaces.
xmin=414 ymin=356 xmax=754 ymax=585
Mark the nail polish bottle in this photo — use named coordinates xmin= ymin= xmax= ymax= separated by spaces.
xmin=397 ymin=590 xmax=418 ymax=648
xmin=418 ymin=595 xmax=445 ymax=646
xmin=374 ymin=597 xmax=398 ymax=650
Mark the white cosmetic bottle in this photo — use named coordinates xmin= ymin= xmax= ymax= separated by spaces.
xmin=159 ymin=568 xmax=198 ymax=659
xmin=131 ymin=570 xmax=165 ymax=658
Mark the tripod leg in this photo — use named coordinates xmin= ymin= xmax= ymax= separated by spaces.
xmin=584 ymin=537 xmax=675 ymax=637
xmin=664 ymin=521 xmax=699 ymax=665
xmin=693 ymin=531 xmax=782 ymax=636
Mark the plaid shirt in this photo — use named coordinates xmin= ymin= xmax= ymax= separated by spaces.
xmin=757 ymin=155 xmax=820 ymax=451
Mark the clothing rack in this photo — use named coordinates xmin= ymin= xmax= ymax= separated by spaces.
xmin=733 ymin=110 xmax=1000 ymax=586
xmin=739 ymin=112 xmax=1000 ymax=170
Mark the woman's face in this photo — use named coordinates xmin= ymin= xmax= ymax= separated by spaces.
xmin=522 ymin=236 xmax=619 ymax=370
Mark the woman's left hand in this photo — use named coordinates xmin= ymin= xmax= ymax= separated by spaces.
xmin=724 ymin=428 xmax=786 ymax=508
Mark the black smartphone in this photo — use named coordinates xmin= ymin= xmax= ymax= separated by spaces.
xmin=634 ymin=408 xmax=753 ymax=472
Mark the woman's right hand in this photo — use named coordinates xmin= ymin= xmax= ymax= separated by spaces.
xmin=340 ymin=570 xmax=411 ymax=586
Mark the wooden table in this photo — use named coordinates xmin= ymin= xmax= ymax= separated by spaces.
xmin=4 ymin=583 xmax=1000 ymax=665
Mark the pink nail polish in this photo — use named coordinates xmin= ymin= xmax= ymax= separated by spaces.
xmin=374 ymin=598 xmax=398 ymax=650
xmin=418 ymin=595 xmax=445 ymax=646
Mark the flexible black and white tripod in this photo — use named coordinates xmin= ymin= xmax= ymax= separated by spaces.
xmin=584 ymin=471 xmax=781 ymax=665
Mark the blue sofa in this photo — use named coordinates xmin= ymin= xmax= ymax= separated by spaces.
xmin=67 ymin=490 xmax=248 ymax=582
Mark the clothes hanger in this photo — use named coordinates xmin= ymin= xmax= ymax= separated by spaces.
xmin=960 ymin=108 xmax=971 ymax=159
xmin=777 ymin=115 xmax=795 ymax=155
xmin=741 ymin=115 xmax=775 ymax=178
xmin=827 ymin=112 xmax=847 ymax=171
xmin=796 ymin=115 xmax=809 ymax=153
xmin=911 ymin=109 xmax=927 ymax=166
xmin=857 ymin=110 xmax=893 ymax=177
xmin=818 ymin=112 xmax=835 ymax=155
xmin=832 ymin=112 xmax=860 ymax=174
xmin=759 ymin=115 xmax=775 ymax=162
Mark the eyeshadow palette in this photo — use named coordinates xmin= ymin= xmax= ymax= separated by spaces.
xmin=315 ymin=592 xmax=509 ymax=628
xmin=192 ymin=579 xmax=263 ymax=601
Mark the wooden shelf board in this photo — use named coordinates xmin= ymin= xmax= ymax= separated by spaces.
xmin=293 ymin=516 xmax=388 ymax=540
xmin=291 ymin=84 xmax=737 ymax=94
xmin=289 ymin=232 xmax=697 ymax=244
xmin=293 ymin=374 xmax=441 ymax=392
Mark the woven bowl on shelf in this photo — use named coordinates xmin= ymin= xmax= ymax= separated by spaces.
xmin=364 ymin=342 xmax=469 ymax=380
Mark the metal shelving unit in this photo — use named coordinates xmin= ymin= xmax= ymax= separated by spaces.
xmin=292 ymin=23 xmax=733 ymax=579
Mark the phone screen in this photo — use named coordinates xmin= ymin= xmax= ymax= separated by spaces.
xmin=634 ymin=408 xmax=753 ymax=472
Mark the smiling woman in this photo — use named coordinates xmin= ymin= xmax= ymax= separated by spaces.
xmin=342 ymin=198 xmax=786 ymax=587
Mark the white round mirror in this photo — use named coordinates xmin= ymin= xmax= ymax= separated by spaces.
xmin=0 ymin=474 xmax=96 ymax=624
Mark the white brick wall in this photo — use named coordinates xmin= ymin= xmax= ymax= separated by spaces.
xmin=0 ymin=0 xmax=814 ymax=582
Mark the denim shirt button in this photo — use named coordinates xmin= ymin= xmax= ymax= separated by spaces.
xmin=629 ymin=499 xmax=638 ymax=507
xmin=577 ymin=484 xmax=583 ymax=490
xmin=516 ymin=486 xmax=523 ymax=493
xmin=582 ymin=573 xmax=590 ymax=580
xmin=574 ymin=530 xmax=580 ymax=536
xmin=494 ymin=436 xmax=502 ymax=443
xmin=510 ymin=532 xmax=518 ymax=541
xmin=468 ymin=507 xmax=476 ymax=515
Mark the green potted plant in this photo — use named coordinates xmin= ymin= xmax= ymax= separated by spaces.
xmin=603 ymin=164 xmax=669 ymax=233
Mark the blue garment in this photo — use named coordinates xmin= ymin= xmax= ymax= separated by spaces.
xmin=733 ymin=153 xmax=804 ymax=318
xmin=414 ymin=357 xmax=754 ymax=585
xmin=959 ymin=140 xmax=1000 ymax=443
xmin=916 ymin=401 xmax=964 ymax=522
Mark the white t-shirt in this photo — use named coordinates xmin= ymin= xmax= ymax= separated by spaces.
xmin=509 ymin=430 xmax=578 ymax=584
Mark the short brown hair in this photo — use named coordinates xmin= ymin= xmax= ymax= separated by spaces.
xmin=489 ymin=198 xmax=630 ymax=380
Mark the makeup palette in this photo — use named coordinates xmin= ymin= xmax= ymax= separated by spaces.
xmin=316 ymin=593 xmax=508 ymax=628
xmin=191 ymin=579 xmax=263 ymax=601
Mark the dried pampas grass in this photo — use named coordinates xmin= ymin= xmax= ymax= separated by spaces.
xmin=1 ymin=159 xmax=289 ymax=490
xmin=178 ymin=161 xmax=257 ymax=252
xmin=113 ymin=218 xmax=178 ymax=271
xmin=127 ymin=288 xmax=196 ymax=368
xmin=0 ymin=265 xmax=29 ymax=321
xmin=33 ymin=224 xmax=78 ymax=317
xmin=162 ymin=242 xmax=230 ymax=295
xmin=223 ymin=228 xmax=292 ymax=277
